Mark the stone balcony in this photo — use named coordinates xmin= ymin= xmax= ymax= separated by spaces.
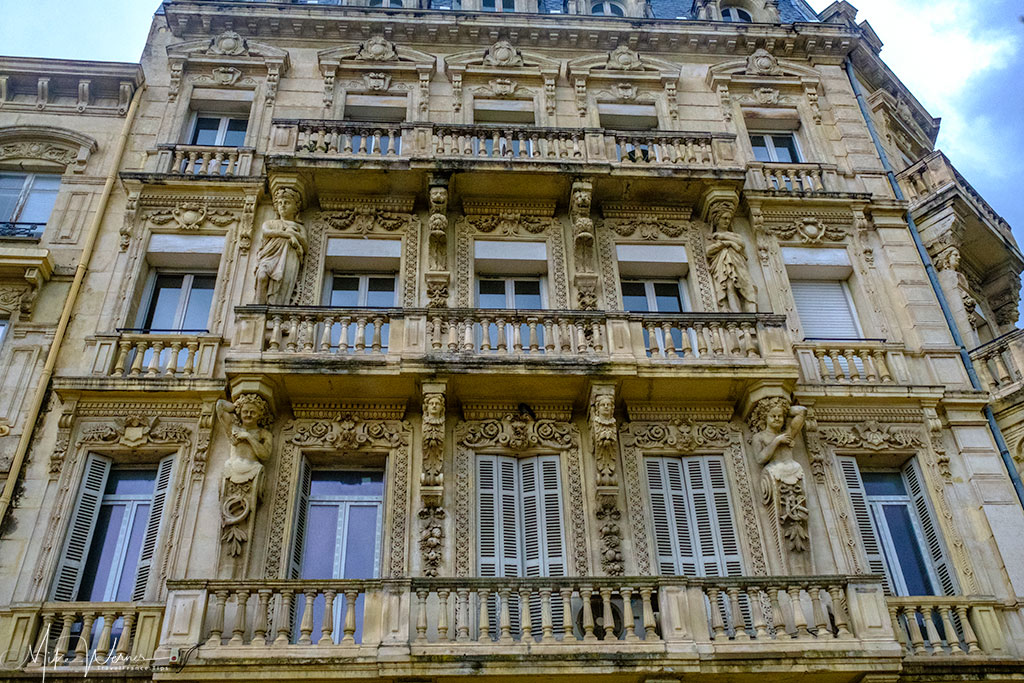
xmin=152 ymin=143 xmax=257 ymax=178
xmin=1 ymin=580 xmax=1018 ymax=677
xmin=744 ymin=161 xmax=842 ymax=195
xmin=267 ymin=120 xmax=741 ymax=179
xmin=972 ymin=328 xmax=1024 ymax=401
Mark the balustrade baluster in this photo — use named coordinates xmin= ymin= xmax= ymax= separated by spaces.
xmin=113 ymin=341 xmax=132 ymax=375
xmin=446 ymin=319 xmax=458 ymax=353
xmin=955 ymin=605 xmax=981 ymax=654
xmin=750 ymin=588 xmax=769 ymax=639
xmin=661 ymin=322 xmax=677 ymax=357
xmin=479 ymin=317 xmax=492 ymax=352
xmin=518 ymin=586 xmax=533 ymax=641
xmin=116 ymin=612 xmax=134 ymax=658
xmin=808 ymin=585 xmax=829 ymax=637
xmin=843 ymin=350 xmax=860 ymax=381
xmin=275 ymin=590 xmax=294 ymax=646
xmin=207 ymin=590 xmax=229 ymax=647
xmin=921 ymin=606 xmax=943 ymax=654
xmin=905 ymin=607 xmax=928 ymax=654
xmin=319 ymin=317 xmax=334 ymax=352
xmin=888 ymin=605 xmax=906 ymax=652
xmin=298 ymin=590 xmax=316 ymax=645
xmin=165 ymin=341 xmax=182 ymax=376
xmin=742 ymin=324 xmax=759 ymax=357
xmin=342 ymin=589 xmax=359 ymax=644
xmin=285 ymin=316 xmax=299 ymax=352
xmin=213 ymin=151 xmax=225 ymax=175
xmin=415 ymin=589 xmax=429 ymax=642
xmin=939 ymin=606 xmax=960 ymax=654
xmin=146 ymin=341 xmax=163 ymax=375
xmin=478 ymin=588 xmax=491 ymax=642
xmin=874 ymin=350 xmax=893 ymax=383
xmin=95 ymin=612 xmax=114 ymax=661
xmin=545 ymin=319 xmax=557 ymax=354
xmin=230 ymin=590 xmax=250 ymax=646
xmin=337 ymin=317 xmax=351 ymax=354
xmin=371 ymin=316 xmax=384 ymax=353
xmin=34 ymin=613 xmax=55 ymax=662
xmin=354 ymin=318 xmax=367 ymax=353
xmin=55 ymin=613 xmax=75 ymax=662
xmin=861 ymin=350 xmax=878 ymax=381
xmin=512 ymin=320 xmax=524 ymax=353
xmin=184 ymin=341 xmax=198 ymax=375
xmin=268 ymin=315 xmax=283 ymax=351
xmin=527 ymin=319 xmax=540 ymax=353
xmin=559 ymin=588 xmax=573 ymax=642
xmin=437 ymin=588 xmax=451 ymax=641
xmin=494 ymin=318 xmax=507 ymax=353
xmin=728 ymin=587 xmax=749 ymax=640
xmin=558 ymin=320 xmax=572 ymax=354
xmin=251 ymin=590 xmax=271 ymax=647
xmin=787 ymin=586 xmax=811 ymax=639
xmin=621 ymin=587 xmax=639 ymax=641
xmin=319 ymin=590 xmax=336 ymax=645
xmin=827 ymin=585 xmax=852 ymax=638
xmin=640 ymin=587 xmax=657 ymax=640
xmin=765 ymin=586 xmax=784 ymax=637
xmin=707 ymin=587 xmax=727 ymax=639
xmin=539 ymin=587 xmax=554 ymax=642
xmin=129 ymin=341 xmax=146 ymax=376
xmin=463 ymin=318 xmax=475 ymax=352
xmin=457 ymin=588 xmax=471 ymax=642
xmin=644 ymin=322 xmax=658 ymax=357
xmin=73 ymin=614 xmax=94 ymax=664
xmin=301 ymin=316 xmax=315 ymax=352
xmin=710 ymin=321 xmax=725 ymax=356
xmin=599 ymin=587 xmax=614 ymax=640
xmin=172 ymin=150 xmax=186 ymax=173
xmin=498 ymin=586 xmax=513 ymax=643
xmin=575 ymin=320 xmax=589 ymax=355
xmin=726 ymin=322 xmax=741 ymax=356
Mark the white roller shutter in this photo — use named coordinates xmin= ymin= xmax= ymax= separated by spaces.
xmin=132 ymin=455 xmax=175 ymax=601
xmin=790 ymin=279 xmax=861 ymax=340
xmin=51 ymin=454 xmax=111 ymax=601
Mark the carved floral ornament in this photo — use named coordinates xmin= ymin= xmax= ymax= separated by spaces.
xmin=77 ymin=416 xmax=194 ymax=449
xmin=460 ymin=213 xmax=553 ymax=237
xmin=0 ymin=126 xmax=97 ymax=173
xmin=144 ymin=202 xmax=238 ymax=232
xmin=820 ymin=421 xmax=925 ymax=451
xmin=761 ymin=216 xmax=847 ymax=244
xmin=315 ymin=208 xmax=410 ymax=235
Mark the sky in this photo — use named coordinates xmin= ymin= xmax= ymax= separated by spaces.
xmin=0 ymin=0 xmax=1021 ymax=245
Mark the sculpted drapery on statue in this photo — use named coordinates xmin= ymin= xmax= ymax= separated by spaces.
xmin=750 ymin=397 xmax=809 ymax=570
xmin=254 ymin=187 xmax=307 ymax=305
xmin=707 ymin=230 xmax=758 ymax=313
xmin=216 ymin=394 xmax=274 ymax=558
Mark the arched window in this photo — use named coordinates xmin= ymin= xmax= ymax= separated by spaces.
xmin=369 ymin=0 xmax=404 ymax=7
xmin=591 ymin=0 xmax=625 ymax=15
xmin=721 ymin=6 xmax=753 ymax=22
xmin=482 ymin=0 xmax=516 ymax=11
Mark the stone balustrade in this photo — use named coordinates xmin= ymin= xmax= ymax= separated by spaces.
xmin=886 ymin=596 xmax=1009 ymax=657
xmin=154 ymin=143 xmax=255 ymax=177
xmin=794 ymin=340 xmax=906 ymax=384
xmin=86 ymin=332 xmax=221 ymax=379
xmin=0 ymin=602 xmax=164 ymax=669
xmin=273 ymin=120 xmax=736 ymax=171
xmin=745 ymin=162 xmax=839 ymax=193
xmin=232 ymin=306 xmax=790 ymax=368
xmin=971 ymin=328 xmax=1024 ymax=398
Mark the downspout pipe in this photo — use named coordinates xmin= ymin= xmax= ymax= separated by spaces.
xmin=844 ymin=59 xmax=1024 ymax=509
xmin=0 ymin=85 xmax=145 ymax=531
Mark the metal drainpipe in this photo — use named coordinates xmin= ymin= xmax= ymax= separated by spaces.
xmin=0 ymin=86 xmax=145 ymax=531
xmin=844 ymin=59 xmax=1024 ymax=508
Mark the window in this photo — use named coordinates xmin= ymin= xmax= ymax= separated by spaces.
xmin=646 ymin=456 xmax=742 ymax=577
xmin=323 ymin=273 xmax=397 ymax=351
xmin=477 ymin=276 xmax=546 ymax=351
xmin=721 ymin=6 xmax=752 ymax=22
xmin=789 ymin=279 xmax=862 ymax=340
xmin=137 ymin=272 xmax=216 ymax=333
xmin=290 ymin=466 xmax=384 ymax=643
xmin=52 ymin=454 xmax=174 ymax=602
xmin=591 ymin=1 xmax=625 ymax=15
xmin=481 ymin=0 xmax=515 ymax=11
xmin=0 ymin=319 xmax=7 ymax=346
xmin=839 ymin=457 xmax=956 ymax=596
xmin=750 ymin=132 xmax=801 ymax=163
xmin=187 ymin=115 xmax=248 ymax=147
xmin=0 ymin=172 xmax=61 ymax=237
xmin=621 ymin=279 xmax=687 ymax=314
xmin=369 ymin=0 xmax=403 ymax=5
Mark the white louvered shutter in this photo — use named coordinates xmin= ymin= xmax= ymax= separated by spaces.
xmin=498 ymin=457 xmax=521 ymax=578
xmin=477 ymin=455 xmax=498 ymax=578
xmin=790 ymin=280 xmax=861 ymax=340
xmin=647 ymin=458 xmax=690 ymax=575
xmin=521 ymin=458 xmax=542 ymax=578
xmin=51 ymin=454 xmax=111 ymax=601
xmin=838 ymin=456 xmax=890 ymax=592
xmin=704 ymin=456 xmax=743 ymax=577
xmin=289 ymin=459 xmax=312 ymax=579
xmin=537 ymin=456 xmax=566 ymax=577
xmin=903 ymin=460 xmax=957 ymax=596
xmin=132 ymin=455 xmax=174 ymax=601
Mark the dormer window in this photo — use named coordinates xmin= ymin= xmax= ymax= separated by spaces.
xmin=369 ymin=0 xmax=404 ymax=6
xmin=722 ymin=7 xmax=753 ymax=22
xmin=482 ymin=0 xmax=515 ymax=11
xmin=591 ymin=1 xmax=625 ymax=16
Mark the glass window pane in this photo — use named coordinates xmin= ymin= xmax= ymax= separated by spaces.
xmin=750 ymin=135 xmax=772 ymax=162
xmin=478 ymin=279 xmax=507 ymax=309
xmin=513 ymin=279 xmax=542 ymax=309
xmin=302 ymin=504 xmax=341 ymax=579
xmin=105 ymin=469 xmax=156 ymax=496
xmin=482 ymin=0 xmax=495 ymax=9
xmin=621 ymin=281 xmax=649 ymax=312
xmin=881 ymin=504 xmax=936 ymax=595
xmin=330 ymin=276 xmax=361 ymax=307
xmin=609 ymin=2 xmax=624 ymax=15
xmin=366 ymin=277 xmax=397 ymax=307
xmin=310 ymin=471 xmax=385 ymax=497
xmin=191 ymin=117 xmax=221 ymax=145
xmin=181 ymin=275 xmax=216 ymax=331
xmin=77 ymin=504 xmax=126 ymax=601
xmin=18 ymin=175 xmax=61 ymax=224
xmin=0 ymin=174 xmax=25 ymax=221
xmin=344 ymin=505 xmax=379 ymax=579
xmin=591 ymin=3 xmax=604 ymax=13
xmin=772 ymin=135 xmax=799 ymax=163
xmin=114 ymin=503 xmax=151 ymax=602
xmin=144 ymin=274 xmax=185 ymax=330
xmin=223 ymin=119 xmax=248 ymax=147
xmin=653 ymin=282 xmax=684 ymax=313
xmin=862 ymin=471 xmax=907 ymax=497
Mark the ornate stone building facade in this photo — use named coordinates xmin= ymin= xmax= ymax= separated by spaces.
xmin=1 ymin=1 xmax=1023 ymax=682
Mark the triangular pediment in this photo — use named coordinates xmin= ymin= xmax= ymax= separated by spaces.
xmin=319 ymin=37 xmax=436 ymax=73
xmin=167 ymin=31 xmax=289 ymax=66
xmin=445 ymin=41 xmax=560 ymax=78
xmin=568 ymin=47 xmax=681 ymax=80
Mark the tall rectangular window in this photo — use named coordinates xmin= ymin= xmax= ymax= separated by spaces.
xmin=790 ymin=279 xmax=862 ymax=340
xmin=750 ymin=132 xmax=801 ymax=163
xmin=188 ymin=115 xmax=248 ymax=147
xmin=51 ymin=454 xmax=174 ymax=602
xmin=138 ymin=272 xmax=216 ymax=333
xmin=839 ymin=457 xmax=956 ymax=596
xmin=645 ymin=456 xmax=742 ymax=577
xmin=0 ymin=172 xmax=61 ymax=237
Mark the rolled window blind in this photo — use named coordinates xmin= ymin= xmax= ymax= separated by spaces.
xmin=790 ymin=279 xmax=861 ymax=339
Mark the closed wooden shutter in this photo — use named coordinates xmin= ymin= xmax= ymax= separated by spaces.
xmin=647 ymin=458 xmax=696 ymax=575
xmin=790 ymin=279 xmax=861 ymax=340
xmin=132 ymin=455 xmax=174 ymax=601
xmin=289 ymin=459 xmax=312 ymax=580
xmin=838 ymin=456 xmax=890 ymax=592
xmin=51 ymin=454 xmax=111 ymax=601
xmin=903 ymin=460 xmax=957 ymax=595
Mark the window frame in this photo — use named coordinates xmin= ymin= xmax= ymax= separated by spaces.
xmin=748 ymin=131 xmax=803 ymax=164
xmin=185 ymin=112 xmax=249 ymax=148
xmin=721 ymin=6 xmax=753 ymax=22
xmin=480 ymin=0 xmax=516 ymax=11
xmin=591 ymin=0 xmax=626 ymax=15
xmin=0 ymin=171 xmax=62 ymax=236
xmin=299 ymin=469 xmax=386 ymax=580
xmin=135 ymin=269 xmax=218 ymax=334
xmin=619 ymin=278 xmax=690 ymax=314
xmin=475 ymin=275 xmax=548 ymax=310
xmin=322 ymin=272 xmax=399 ymax=308
xmin=788 ymin=277 xmax=864 ymax=341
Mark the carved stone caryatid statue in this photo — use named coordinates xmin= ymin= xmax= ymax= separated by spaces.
xmin=216 ymin=394 xmax=273 ymax=559
xmin=421 ymin=392 xmax=445 ymax=488
xmin=591 ymin=393 xmax=618 ymax=487
xmin=750 ymin=397 xmax=809 ymax=570
xmin=254 ymin=187 xmax=307 ymax=305
xmin=419 ymin=387 xmax=446 ymax=577
xmin=707 ymin=229 xmax=758 ymax=313
xmin=589 ymin=387 xmax=623 ymax=576
xmin=425 ymin=181 xmax=450 ymax=308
